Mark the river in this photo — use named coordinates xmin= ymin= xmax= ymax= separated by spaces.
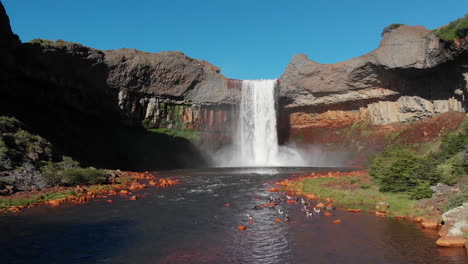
xmin=0 ymin=168 xmax=466 ymax=264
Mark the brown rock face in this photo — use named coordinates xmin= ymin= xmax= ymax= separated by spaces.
xmin=105 ymin=49 xmax=238 ymax=104
xmin=278 ymin=26 xmax=467 ymax=143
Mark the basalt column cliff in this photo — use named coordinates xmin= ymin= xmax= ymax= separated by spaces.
xmin=277 ymin=25 xmax=467 ymax=163
xmin=1 ymin=1 xmax=467 ymax=169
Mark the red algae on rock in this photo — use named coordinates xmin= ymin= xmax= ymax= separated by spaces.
xmin=0 ymin=170 xmax=180 ymax=213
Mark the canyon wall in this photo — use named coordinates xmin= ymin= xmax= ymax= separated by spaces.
xmin=278 ymin=25 xmax=467 ymax=149
xmin=1 ymin=2 xmax=468 ymax=169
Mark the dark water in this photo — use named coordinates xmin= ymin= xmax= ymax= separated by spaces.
xmin=0 ymin=168 xmax=466 ymax=264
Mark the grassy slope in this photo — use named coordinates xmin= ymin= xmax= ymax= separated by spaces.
xmin=291 ymin=175 xmax=430 ymax=217
xmin=285 ymin=115 xmax=468 ymax=218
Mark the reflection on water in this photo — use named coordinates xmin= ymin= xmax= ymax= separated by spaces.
xmin=0 ymin=167 xmax=466 ymax=264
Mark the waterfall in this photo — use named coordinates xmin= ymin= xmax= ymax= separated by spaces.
xmin=238 ymin=80 xmax=279 ymax=166
xmin=215 ymin=79 xmax=305 ymax=167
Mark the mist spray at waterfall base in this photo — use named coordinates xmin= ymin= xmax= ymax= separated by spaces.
xmin=214 ymin=79 xmax=306 ymax=167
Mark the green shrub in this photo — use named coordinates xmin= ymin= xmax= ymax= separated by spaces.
xmin=0 ymin=116 xmax=22 ymax=133
xmin=369 ymin=146 xmax=440 ymax=199
xmin=434 ymin=132 xmax=468 ymax=161
xmin=410 ymin=182 xmax=433 ymax=200
xmin=381 ymin=23 xmax=405 ymax=36
xmin=41 ymin=156 xmax=105 ymax=186
xmin=42 ymin=156 xmax=80 ymax=186
xmin=360 ymin=184 xmax=371 ymax=190
xmin=60 ymin=168 xmax=106 ymax=185
xmin=433 ymin=14 xmax=468 ymax=41
xmin=0 ymin=137 xmax=9 ymax=169
xmin=28 ymin=38 xmax=68 ymax=47
xmin=444 ymin=187 xmax=468 ymax=211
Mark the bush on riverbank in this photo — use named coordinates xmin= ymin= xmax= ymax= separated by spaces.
xmin=369 ymin=119 xmax=468 ymax=199
xmin=41 ymin=157 xmax=106 ymax=186
xmin=369 ymin=146 xmax=440 ymax=199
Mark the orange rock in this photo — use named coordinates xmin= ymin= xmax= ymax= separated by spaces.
xmin=108 ymin=190 xmax=117 ymax=196
xmin=325 ymin=197 xmax=333 ymax=202
xmin=268 ymin=187 xmax=280 ymax=192
xmin=149 ymin=180 xmax=158 ymax=186
xmin=324 ymin=212 xmax=331 ymax=216
xmin=120 ymin=190 xmax=130 ymax=195
xmin=8 ymin=207 xmax=21 ymax=213
xmin=77 ymin=196 xmax=88 ymax=202
xmin=275 ymin=218 xmax=282 ymax=223
xmin=394 ymin=215 xmax=406 ymax=219
xmin=48 ymin=200 xmax=61 ymax=207
xmin=129 ymin=181 xmax=146 ymax=190
xmin=347 ymin=209 xmax=361 ymax=212
xmin=436 ymin=236 xmax=467 ymax=247
xmin=287 ymin=200 xmax=297 ymax=204
xmin=375 ymin=212 xmax=386 ymax=217
xmin=224 ymin=203 xmax=231 ymax=207
xmin=315 ymin=202 xmax=325 ymax=208
xmin=259 ymin=203 xmax=277 ymax=208
xmin=421 ymin=219 xmax=439 ymax=229
xmin=107 ymin=199 xmax=113 ymax=203
xmin=305 ymin=194 xmax=316 ymax=200
xmin=247 ymin=220 xmax=254 ymax=224
xmin=238 ymin=225 xmax=247 ymax=231
xmin=130 ymin=195 xmax=138 ymax=200
xmin=412 ymin=217 xmax=424 ymax=223
xmin=333 ymin=219 xmax=342 ymax=224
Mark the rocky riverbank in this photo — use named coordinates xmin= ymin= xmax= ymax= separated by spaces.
xmin=270 ymin=169 xmax=467 ymax=252
xmin=0 ymin=170 xmax=179 ymax=214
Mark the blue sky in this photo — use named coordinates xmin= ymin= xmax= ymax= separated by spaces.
xmin=3 ymin=0 xmax=468 ymax=79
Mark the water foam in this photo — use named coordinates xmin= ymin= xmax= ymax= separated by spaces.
xmin=215 ymin=79 xmax=305 ymax=167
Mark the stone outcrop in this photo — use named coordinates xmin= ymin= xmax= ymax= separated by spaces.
xmin=279 ymin=25 xmax=467 ymax=132
xmin=367 ymin=96 xmax=463 ymax=125
xmin=436 ymin=203 xmax=468 ymax=248
xmin=279 ymin=25 xmax=467 ymax=107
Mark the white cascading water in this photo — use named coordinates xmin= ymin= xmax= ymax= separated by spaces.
xmin=238 ymin=80 xmax=279 ymax=166
xmin=216 ymin=79 xmax=305 ymax=167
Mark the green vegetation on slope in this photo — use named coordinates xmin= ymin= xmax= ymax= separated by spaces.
xmin=369 ymin=146 xmax=440 ymax=199
xmin=0 ymin=116 xmax=52 ymax=171
xmin=0 ymin=116 xmax=107 ymax=190
xmin=433 ymin=14 xmax=468 ymax=41
xmin=41 ymin=156 xmax=106 ymax=186
xmin=444 ymin=187 xmax=468 ymax=211
xmin=369 ymin=120 xmax=468 ymax=200
xmin=293 ymin=176 xmax=430 ymax=217
xmin=147 ymin=128 xmax=200 ymax=142
xmin=28 ymin=39 xmax=69 ymax=47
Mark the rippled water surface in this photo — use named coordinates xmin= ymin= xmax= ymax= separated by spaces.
xmin=0 ymin=168 xmax=466 ymax=264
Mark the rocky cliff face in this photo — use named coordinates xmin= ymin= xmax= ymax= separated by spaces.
xmin=1 ymin=1 xmax=468 ymax=169
xmin=279 ymin=25 xmax=467 ymax=133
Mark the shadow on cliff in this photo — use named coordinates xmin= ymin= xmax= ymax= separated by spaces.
xmin=0 ymin=80 xmax=207 ymax=171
